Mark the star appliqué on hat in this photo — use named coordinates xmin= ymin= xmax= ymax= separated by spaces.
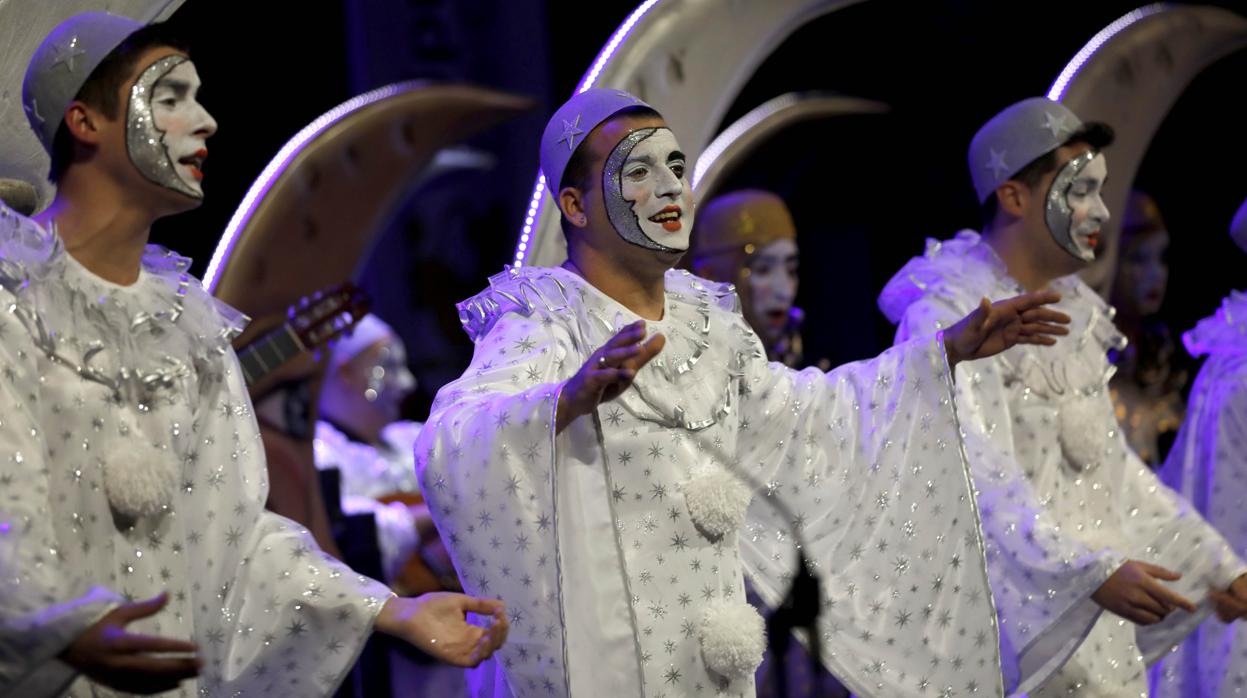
xmin=985 ymin=149 xmax=1010 ymax=179
xmin=558 ymin=114 xmax=585 ymax=151
xmin=1042 ymin=111 xmax=1070 ymax=139
xmin=51 ymin=35 xmax=87 ymax=73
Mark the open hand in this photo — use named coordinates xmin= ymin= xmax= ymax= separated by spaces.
xmin=556 ymin=320 xmax=665 ymax=432
xmin=60 ymin=593 xmax=201 ymax=695
xmin=943 ymin=291 xmax=1071 ymax=367
xmin=1092 ymin=560 xmax=1197 ymax=625
xmin=376 ymin=593 xmax=508 ymax=667
xmin=1211 ymin=574 xmax=1247 ymax=622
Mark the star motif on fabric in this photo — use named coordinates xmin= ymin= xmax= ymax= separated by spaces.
xmin=985 ymin=148 xmax=1010 ymax=179
xmin=557 ymin=114 xmax=585 ymax=151
xmin=606 ymin=407 xmax=624 ymax=427
xmin=505 ymin=473 xmax=523 ymax=495
xmin=1042 ymin=110 xmax=1069 ymax=139
xmin=663 ymin=665 xmax=682 ymax=685
xmin=51 ymin=36 xmax=87 ymax=73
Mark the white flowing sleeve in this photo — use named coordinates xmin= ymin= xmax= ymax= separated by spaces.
xmin=1153 ymin=354 xmax=1247 ymax=695
xmin=1109 ymin=378 xmax=1247 ymax=662
xmin=897 ymin=295 xmax=1116 ymax=694
xmin=736 ymin=328 xmax=1004 ymax=698
xmin=179 ymin=355 xmax=395 ymax=695
xmin=0 ymin=294 xmax=121 ymax=697
xmin=415 ymin=308 xmax=575 ymax=698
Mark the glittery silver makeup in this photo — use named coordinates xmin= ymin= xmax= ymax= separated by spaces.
xmin=126 ymin=55 xmax=203 ymax=200
xmin=1045 ymin=150 xmax=1098 ymax=262
xmin=602 ymin=127 xmax=692 ymax=253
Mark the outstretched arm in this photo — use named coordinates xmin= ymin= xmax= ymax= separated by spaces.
xmin=943 ymin=290 xmax=1070 ymax=368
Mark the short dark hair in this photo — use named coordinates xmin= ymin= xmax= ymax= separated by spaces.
xmin=48 ymin=23 xmax=189 ymax=183
xmin=979 ymin=122 xmax=1115 ymax=229
xmin=557 ymin=106 xmax=661 ymax=239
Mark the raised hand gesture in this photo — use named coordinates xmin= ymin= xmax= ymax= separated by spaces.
xmin=556 ymin=320 xmax=665 ymax=432
xmin=944 ymin=291 xmax=1071 ymax=367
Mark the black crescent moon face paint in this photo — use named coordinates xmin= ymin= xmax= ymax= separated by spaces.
xmin=602 ymin=127 xmax=694 ymax=252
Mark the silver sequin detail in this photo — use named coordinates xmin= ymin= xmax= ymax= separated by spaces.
xmin=126 ymin=55 xmax=201 ymax=200
xmin=1044 ymin=150 xmax=1096 ymax=262
xmin=602 ymin=127 xmax=680 ymax=253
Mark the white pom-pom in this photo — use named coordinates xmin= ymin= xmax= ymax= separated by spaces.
xmin=682 ymin=463 xmax=752 ymax=540
xmin=699 ymin=598 xmax=765 ymax=680
xmin=1058 ymin=397 xmax=1106 ymax=471
xmin=103 ymin=414 xmax=178 ymax=519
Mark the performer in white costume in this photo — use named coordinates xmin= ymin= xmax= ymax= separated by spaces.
xmin=1151 ymin=196 xmax=1247 ymax=698
xmin=689 ymin=190 xmax=808 ymax=369
xmin=0 ymin=13 xmax=505 ymax=696
xmin=316 ymin=313 xmax=466 ymax=697
xmin=879 ymin=97 xmax=1247 ymax=697
xmin=416 ymin=88 xmax=1074 ymax=698
xmin=316 ymin=315 xmax=429 ymax=585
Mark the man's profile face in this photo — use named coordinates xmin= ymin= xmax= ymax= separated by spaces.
xmin=125 ymin=49 xmax=216 ymax=201
xmin=1033 ymin=142 xmax=1110 ymax=265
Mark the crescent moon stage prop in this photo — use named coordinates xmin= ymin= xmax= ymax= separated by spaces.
xmin=691 ymin=91 xmax=890 ymax=201
xmin=1050 ymin=3 xmax=1247 ymax=297
xmin=0 ymin=178 xmax=37 ymax=216
xmin=205 ymin=81 xmax=531 ymax=353
xmin=0 ymin=0 xmax=185 ymax=211
xmin=202 ymin=82 xmax=530 ymax=604
xmin=513 ymin=0 xmax=866 ymax=269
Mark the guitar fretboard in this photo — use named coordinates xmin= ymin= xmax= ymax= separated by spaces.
xmin=238 ymin=325 xmax=305 ymax=387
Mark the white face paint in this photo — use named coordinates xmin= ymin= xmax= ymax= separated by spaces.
xmin=363 ymin=338 xmax=416 ymax=423
xmin=603 ymin=127 xmax=694 ymax=252
xmin=127 ymin=57 xmax=217 ymax=199
xmin=1045 ymin=152 xmax=1110 ymax=262
xmin=1066 ymin=153 xmax=1110 ymax=258
xmin=744 ymin=238 xmax=799 ymax=343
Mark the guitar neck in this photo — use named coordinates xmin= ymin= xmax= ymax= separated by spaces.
xmin=238 ymin=323 xmax=307 ymax=387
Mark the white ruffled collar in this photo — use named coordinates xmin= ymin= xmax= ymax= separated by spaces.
xmin=458 ymin=265 xmax=760 ymax=431
xmin=1183 ymin=290 xmax=1247 ymax=357
xmin=0 ymin=201 xmax=248 ymax=407
xmin=0 ymin=202 xmax=252 ymax=519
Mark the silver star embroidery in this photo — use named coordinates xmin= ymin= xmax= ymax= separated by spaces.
xmin=557 ymin=114 xmax=584 ymax=151
xmin=1042 ymin=110 xmax=1069 ymax=139
xmin=51 ymin=36 xmax=87 ymax=73
xmin=985 ymin=148 xmax=1009 ymax=178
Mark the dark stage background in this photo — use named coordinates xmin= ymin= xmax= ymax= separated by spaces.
xmin=152 ymin=0 xmax=1247 ymax=417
